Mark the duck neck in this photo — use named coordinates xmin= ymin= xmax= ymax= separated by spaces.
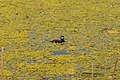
xmin=61 ymin=39 xmax=65 ymax=42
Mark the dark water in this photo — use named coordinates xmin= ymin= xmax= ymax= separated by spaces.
xmin=43 ymin=74 xmax=76 ymax=80
xmin=53 ymin=50 xmax=68 ymax=55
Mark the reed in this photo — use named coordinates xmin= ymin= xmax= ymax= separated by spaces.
xmin=1 ymin=47 xmax=4 ymax=80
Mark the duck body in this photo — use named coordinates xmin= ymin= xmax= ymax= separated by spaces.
xmin=50 ymin=36 xmax=65 ymax=43
xmin=50 ymin=39 xmax=65 ymax=43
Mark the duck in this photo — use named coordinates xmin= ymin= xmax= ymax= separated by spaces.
xmin=50 ymin=36 xmax=65 ymax=43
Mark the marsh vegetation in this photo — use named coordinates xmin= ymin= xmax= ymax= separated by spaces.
xmin=0 ymin=0 xmax=120 ymax=79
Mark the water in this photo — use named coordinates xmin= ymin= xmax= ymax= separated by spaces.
xmin=28 ymin=60 xmax=37 ymax=64
xmin=81 ymin=48 xmax=90 ymax=53
xmin=53 ymin=50 xmax=68 ymax=55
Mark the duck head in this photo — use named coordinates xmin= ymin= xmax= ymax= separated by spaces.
xmin=60 ymin=36 xmax=65 ymax=42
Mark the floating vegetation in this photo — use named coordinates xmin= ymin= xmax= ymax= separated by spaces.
xmin=0 ymin=0 xmax=120 ymax=79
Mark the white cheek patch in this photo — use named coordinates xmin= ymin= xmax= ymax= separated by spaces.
xmin=61 ymin=37 xmax=64 ymax=39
